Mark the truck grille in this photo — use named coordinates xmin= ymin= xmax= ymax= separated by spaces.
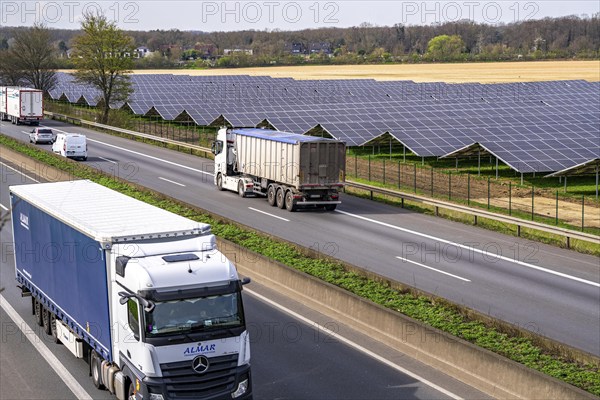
xmin=160 ymin=354 xmax=238 ymax=398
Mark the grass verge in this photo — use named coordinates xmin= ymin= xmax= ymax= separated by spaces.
xmin=1 ymin=134 xmax=598 ymax=396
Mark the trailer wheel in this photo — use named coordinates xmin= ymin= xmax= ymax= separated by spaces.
xmin=267 ymin=185 xmax=276 ymax=206
xmin=276 ymin=188 xmax=285 ymax=209
xmin=216 ymin=173 xmax=224 ymax=191
xmin=42 ymin=307 xmax=52 ymax=335
xmin=31 ymin=297 xmax=36 ymax=315
xmin=238 ymin=181 xmax=246 ymax=198
xmin=50 ymin=313 xmax=60 ymax=344
xmin=34 ymin=299 xmax=43 ymax=326
xmin=324 ymin=205 xmax=337 ymax=211
xmin=90 ymin=350 xmax=105 ymax=390
xmin=285 ymin=191 xmax=297 ymax=212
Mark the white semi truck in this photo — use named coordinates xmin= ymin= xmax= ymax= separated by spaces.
xmin=10 ymin=180 xmax=252 ymax=400
xmin=212 ymin=128 xmax=346 ymax=211
xmin=0 ymin=86 xmax=44 ymax=125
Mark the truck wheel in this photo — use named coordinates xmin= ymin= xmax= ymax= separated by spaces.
xmin=238 ymin=181 xmax=246 ymax=198
xmin=34 ymin=299 xmax=43 ymax=326
xmin=276 ymin=188 xmax=285 ymax=209
xmin=50 ymin=313 xmax=60 ymax=344
xmin=90 ymin=351 xmax=105 ymax=390
xmin=285 ymin=191 xmax=297 ymax=212
xmin=267 ymin=186 xmax=276 ymax=206
xmin=216 ymin=174 xmax=224 ymax=191
xmin=31 ymin=297 xmax=36 ymax=315
xmin=324 ymin=205 xmax=337 ymax=211
xmin=42 ymin=307 xmax=52 ymax=335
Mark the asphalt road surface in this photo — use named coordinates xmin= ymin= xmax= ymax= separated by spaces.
xmin=1 ymin=119 xmax=599 ymax=358
xmin=0 ymin=152 xmax=487 ymax=399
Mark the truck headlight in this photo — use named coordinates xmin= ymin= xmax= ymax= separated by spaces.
xmin=231 ymin=378 xmax=249 ymax=398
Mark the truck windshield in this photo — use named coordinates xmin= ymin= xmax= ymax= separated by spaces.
xmin=144 ymin=293 xmax=243 ymax=338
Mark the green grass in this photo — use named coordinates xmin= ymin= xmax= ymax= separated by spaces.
xmin=1 ymin=133 xmax=599 ymax=396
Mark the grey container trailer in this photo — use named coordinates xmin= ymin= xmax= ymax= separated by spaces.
xmin=213 ymin=128 xmax=346 ymax=211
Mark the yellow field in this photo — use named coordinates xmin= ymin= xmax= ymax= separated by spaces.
xmin=129 ymin=60 xmax=600 ymax=83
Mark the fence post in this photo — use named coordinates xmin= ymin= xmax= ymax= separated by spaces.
xmin=448 ymin=172 xmax=452 ymax=201
xmin=531 ymin=185 xmax=535 ymax=221
xmin=355 ymin=154 xmax=358 ymax=178
xmin=414 ymin=164 xmax=417 ymax=193
xmin=383 ymin=159 xmax=386 ymax=185
xmin=487 ymin=177 xmax=490 ymax=209
xmin=509 ymin=182 xmax=512 ymax=216
xmin=467 ymin=173 xmax=470 ymax=206
xmin=431 ymin=167 xmax=434 ymax=197
xmin=368 ymin=155 xmax=371 ymax=181
xmin=555 ymin=191 xmax=559 ymax=225
xmin=582 ymin=195 xmax=585 ymax=231
xmin=398 ymin=161 xmax=401 ymax=189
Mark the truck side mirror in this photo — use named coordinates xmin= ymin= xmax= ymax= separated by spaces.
xmin=241 ymin=277 xmax=251 ymax=286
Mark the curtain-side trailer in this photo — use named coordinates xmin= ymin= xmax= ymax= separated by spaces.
xmin=10 ymin=180 xmax=252 ymax=400
xmin=212 ymin=128 xmax=346 ymax=211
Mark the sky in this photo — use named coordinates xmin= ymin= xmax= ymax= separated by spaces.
xmin=0 ymin=1 xmax=598 ymax=31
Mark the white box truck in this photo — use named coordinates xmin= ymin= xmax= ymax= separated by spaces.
xmin=10 ymin=180 xmax=252 ymax=400
xmin=212 ymin=128 xmax=345 ymax=211
xmin=0 ymin=86 xmax=44 ymax=125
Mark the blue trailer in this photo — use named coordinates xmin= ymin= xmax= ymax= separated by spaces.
xmin=10 ymin=180 xmax=252 ymax=400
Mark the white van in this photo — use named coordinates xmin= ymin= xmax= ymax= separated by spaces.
xmin=52 ymin=133 xmax=88 ymax=161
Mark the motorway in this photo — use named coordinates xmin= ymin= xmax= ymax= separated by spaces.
xmin=1 ymin=119 xmax=599 ymax=359
xmin=0 ymin=156 xmax=489 ymax=399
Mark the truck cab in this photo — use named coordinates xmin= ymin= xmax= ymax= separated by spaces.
xmin=109 ymin=236 xmax=252 ymax=400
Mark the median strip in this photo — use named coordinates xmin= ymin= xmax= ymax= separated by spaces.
xmin=1 ymin=134 xmax=598 ymax=396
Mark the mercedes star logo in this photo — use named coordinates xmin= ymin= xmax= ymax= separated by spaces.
xmin=192 ymin=355 xmax=210 ymax=374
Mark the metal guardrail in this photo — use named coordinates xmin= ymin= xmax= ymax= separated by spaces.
xmin=44 ymin=111 xmax=212 ymax=155
xmin=45 ymin=111 xmax=599 ymax=247
xmin=346 ymin=180 xmax=600 ymax=247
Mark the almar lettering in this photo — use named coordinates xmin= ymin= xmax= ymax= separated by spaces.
xmin=184 ymin=344 xmax=216 ymax=356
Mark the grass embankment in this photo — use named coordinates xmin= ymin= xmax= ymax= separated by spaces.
xmin=1 ymin=134 xmax=598 ymax=395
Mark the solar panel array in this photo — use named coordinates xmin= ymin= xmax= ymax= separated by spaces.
xmin=50 ymin=73 xmax=600 ymax=173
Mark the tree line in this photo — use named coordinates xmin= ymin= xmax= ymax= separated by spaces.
xmin=0 ymin=15 xmax=598 ymax=71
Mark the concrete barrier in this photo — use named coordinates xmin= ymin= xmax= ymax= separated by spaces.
xmin=223 ymin=238 xmax=596 ymax=400
xmin=1 ymin=143 xmax=595 ymax=399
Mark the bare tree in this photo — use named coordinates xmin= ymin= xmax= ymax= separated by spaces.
xmin=72 ymin=11 xmax=134 ymax=124
xmin=0 ymin=24 xmax=57 ymax=90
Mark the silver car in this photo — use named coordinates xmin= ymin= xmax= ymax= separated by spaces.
xmin=30 ymin=128 xmax=54 ymax=144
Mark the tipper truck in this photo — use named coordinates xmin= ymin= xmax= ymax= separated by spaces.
xmin=0 ymin=86 xmax=44 ymax=125
xmin=212 ymin=128 xmax=345 ymax=211
xmin=10 ymin=180 xmax=252 ymax=400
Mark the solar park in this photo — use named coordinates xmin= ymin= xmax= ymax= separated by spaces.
xmin=49 ymin=72 xmax=600 ymax=177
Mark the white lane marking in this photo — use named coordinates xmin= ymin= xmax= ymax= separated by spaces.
xmin=21 ymin=131 xmax=31 ymax=135
xmin=248 ymin=207 xmax=290 ymax=222
xmin=98 ymin=156 xmax=117 ymax=164
xmin=336 ymin=210 xmax=600 ymax=288
xmin=158 ymin=177 xmax=186 ymax=187
xmin=396 ymin=256 xmax=471 ymax=282
xmin=246 ymin=289 xmax=463 ymax=400
xmin=86 ymin=138 xmax=214 ymax=176
xmin=0 ymin=295 xmax=94 ymax=400
xmin=0 ymin=203 xmax=8 ymax=211
xmin=0 ymin=161 xmax=40 ymax=183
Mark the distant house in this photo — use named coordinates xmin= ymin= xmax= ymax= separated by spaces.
xmin=285 ymin=42 xmax=307 ymax=54
xmin=309 ymin=42 xmax=332 ymax=55
xmin=135 ymin=46 xmax=150 ymax=58
xmin=223 ymin=48 xmax=253 ymax=56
